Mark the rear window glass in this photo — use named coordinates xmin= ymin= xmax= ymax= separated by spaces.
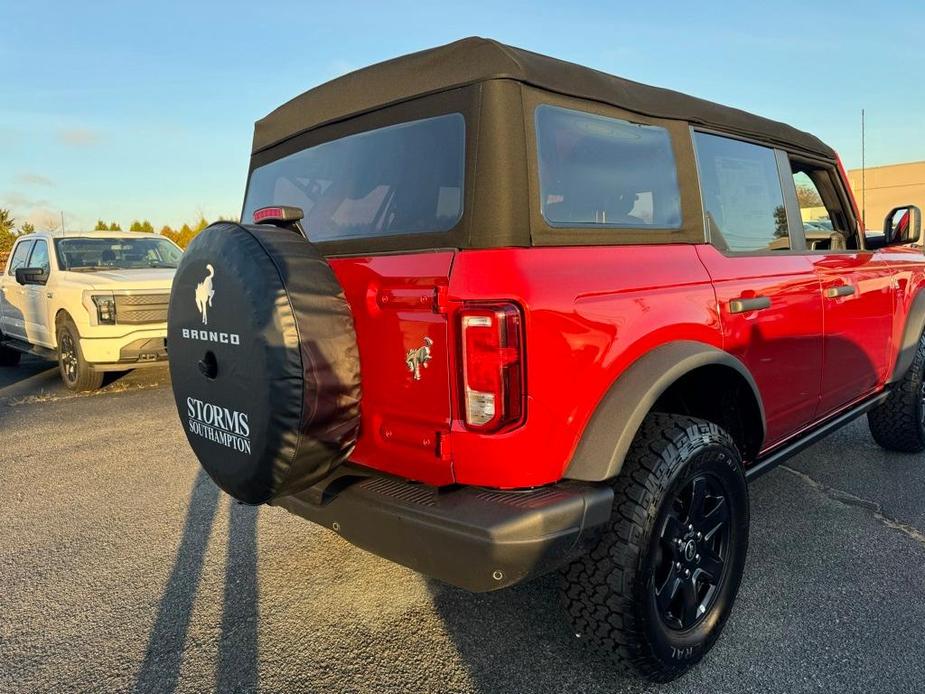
xmin=535 ymin=105 xmax=682 ymax=228
xmin=243 ymin=114 xmax=465 ymax=242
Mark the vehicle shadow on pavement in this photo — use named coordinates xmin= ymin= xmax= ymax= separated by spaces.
xmin=428 ymin=576 xmax=646 ymax=694
xmin=134 ymin=470 xmax=259 ymax=693
xmin=0 ymin=356 xmax=58 ymax=417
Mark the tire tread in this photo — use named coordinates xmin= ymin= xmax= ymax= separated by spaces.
xmin=561 ymin=413 xmax=744 ymax=682
xmin=868 ymin=333 xmax=925 ymax=452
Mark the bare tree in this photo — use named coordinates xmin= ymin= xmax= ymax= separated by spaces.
xmin=796 ymin=184 xmax=823 ymax=208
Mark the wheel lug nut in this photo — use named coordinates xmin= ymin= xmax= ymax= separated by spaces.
xmin=696 ymin=532 xmax=702 ymax=540
xmin=684 ymin=569 xmax=691 ymax=577
xmin=695 ymin=554 xmax=700 ymax=562
xmin=688 ymin=524 xmax=693 ymax=531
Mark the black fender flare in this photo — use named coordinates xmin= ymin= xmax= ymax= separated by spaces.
xmin=890 ymin=289 xmax=925 ymax=383
xmin=564 ymin=340 xmax=766 ymax=481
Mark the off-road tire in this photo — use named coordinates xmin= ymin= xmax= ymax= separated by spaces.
xmin=868 ymin=331 xmax=925 ymax=452
xmin=57 ymin=318 xmax=104 ymax=392
xmin=561 ymin=414 xmax=749 ymax=682
xmin=0 ymin=338 xmax=21 ymax=366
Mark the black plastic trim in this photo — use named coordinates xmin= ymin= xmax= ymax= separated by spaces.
xmin=891 ymin=290 xmax=925 ymax=383
xmin=0 ymin=337 xmax=56 ymax=360
xmin=273 ymin=464 xmax=614 ymax=592
xmin=565 ymin=341 xmax=766 ymax=481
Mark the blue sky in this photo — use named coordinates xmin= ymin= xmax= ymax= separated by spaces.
xmin=1 ymin=1 xmax=922 ymax=231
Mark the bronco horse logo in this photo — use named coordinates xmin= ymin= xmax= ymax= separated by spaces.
xmin=195 ymin=264 xmax=215 ymax=325
xmin=405 ymin=337 xmax=433 ymax=381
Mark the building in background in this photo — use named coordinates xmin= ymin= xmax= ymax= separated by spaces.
xmin=845 ymin=161 xmax=925 ymax=231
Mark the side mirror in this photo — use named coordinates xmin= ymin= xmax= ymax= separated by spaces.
xmin=15 ymin=267 xmax=48 ymax=286
xmin=883 ymin=205 xmax=922 ymax=247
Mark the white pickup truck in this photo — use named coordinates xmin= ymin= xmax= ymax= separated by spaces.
xmin=0 ymin=230 xmax=180 ymax=390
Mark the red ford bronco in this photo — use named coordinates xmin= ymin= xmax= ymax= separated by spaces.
xmin=167 ymin=38 xmax=925 ymax=681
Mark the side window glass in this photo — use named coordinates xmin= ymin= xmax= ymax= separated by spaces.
xmin=790 ymin=165 xmax=857 ymax=251
xmin=694 ymin=132 xmax=790 ymax=251
xmin=535 ymin=105 xmax=682 ymax=228
xmin=28 ymin=240 xmax=50 ymax=274
xmin=8 ymin=241 xmax=34 ymax=275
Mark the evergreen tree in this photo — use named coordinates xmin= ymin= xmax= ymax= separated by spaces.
xmin=0 ymin=209 xmax=15 ymax=235
xmin=0 ymin=209 xmax=16 ymax=257
xmin=108 ymin=222 xmax=122 ymax=231
xmin=19 ymin=222 xmax=35 ymax=234
xmin=94 ymin=220 xmax=108 ymax=231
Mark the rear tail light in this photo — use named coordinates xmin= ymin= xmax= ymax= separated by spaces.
xmin=459 ymin=303 xmax=524 ymax=431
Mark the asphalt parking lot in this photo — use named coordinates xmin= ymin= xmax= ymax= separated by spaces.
xmin=1 ymin=355 xmax=924 ymax=693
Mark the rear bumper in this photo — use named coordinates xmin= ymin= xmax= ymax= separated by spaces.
xmin=273 ymin=464 xmax=614 ymax=592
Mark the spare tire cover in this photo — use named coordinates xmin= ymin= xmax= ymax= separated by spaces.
xmin=167 ymin=222 xmax=361 ymax=504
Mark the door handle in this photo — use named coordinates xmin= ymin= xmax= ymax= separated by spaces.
xmin=728 ymin=296 xmax=771 ymax=314
xmin=824 ymin=285 xmax=856 ymax=299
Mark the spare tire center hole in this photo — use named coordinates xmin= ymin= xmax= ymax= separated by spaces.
xmin=198 ymin=350 xmax=218 ymax=380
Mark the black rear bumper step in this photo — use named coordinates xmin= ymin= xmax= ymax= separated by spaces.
xmin=273 ymin=464 xmax=614 ymax=592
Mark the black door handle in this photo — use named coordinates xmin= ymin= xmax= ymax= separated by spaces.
xmin=824 ymin=285 xmax=855 ymax=298
xmin=728 ymin=296 xmax=771 ymax=314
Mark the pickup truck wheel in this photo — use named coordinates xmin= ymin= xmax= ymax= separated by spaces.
xmin=868 ymin=331 xmax=925 ymax=453
xmin=560 ymin=414 xmax=749 ymax=682
xmin=57 ymin=319 xmax=104 ymax=392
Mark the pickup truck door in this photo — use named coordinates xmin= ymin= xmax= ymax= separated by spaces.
xmin=693 ymin=132 xmax=824 ymax=448
xmin=783 ymin=160 xmax=894 ymax=417
xmin=22 ymin=239 xmax=53 ymax=347
xmin=0 ymin=238 xmax=35 ymax=341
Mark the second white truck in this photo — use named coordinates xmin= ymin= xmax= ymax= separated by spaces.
xmin=0 ymin=230 xmax=180 ymax=390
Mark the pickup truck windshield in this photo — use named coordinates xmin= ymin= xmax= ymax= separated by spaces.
xmin=54 ymin=237 xmax=183 ymax=271
xmin=243 ymin=113 xmax=465 ymax=242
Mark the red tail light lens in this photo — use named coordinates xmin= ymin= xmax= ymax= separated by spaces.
xmin=460 ymin=303 xmax=524 ymax=431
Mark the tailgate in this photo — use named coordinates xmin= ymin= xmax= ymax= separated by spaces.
xmin=329 ymin=251 xmax=456 ymax=485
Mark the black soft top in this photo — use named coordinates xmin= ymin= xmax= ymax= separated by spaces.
xmin=253 ymin=36 xmax=834 ymax=159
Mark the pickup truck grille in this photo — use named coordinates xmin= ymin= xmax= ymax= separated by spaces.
xmin=114 ymin=293 xmax=170 ymax=325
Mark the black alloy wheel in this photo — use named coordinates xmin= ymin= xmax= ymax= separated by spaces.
xmin=60 ymin=330 xmax=79 ymax=385
xmin=56 ymin=318 xmax=104 ymax=391
xmin=653 ymin=473 xmax=731 ymax=631
xmin=560 ymin=414 xmax=749 ymax=682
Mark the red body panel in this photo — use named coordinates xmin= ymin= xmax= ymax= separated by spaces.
xmin=331 ymin=239 xmax=925 ymax=489
xmin=695 ymin=246 xmax=824 ymax=446
xmin=446 ymin=246 xmax=721 ymax=487
xmin=333 ymin=246 xmax=720 ymax=488
xmin=329 ymin=252 xmax=456 ymax=486
xmin=811 ymin=252 xmax=893 ymax=416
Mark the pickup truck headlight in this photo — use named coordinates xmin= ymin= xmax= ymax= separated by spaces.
xmin=91 ymin=294 xmax=117 ymax=325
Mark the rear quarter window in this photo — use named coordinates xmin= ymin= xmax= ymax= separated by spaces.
xmin=243 ymin=113 xmax=465 ymax=243
xmin=535 ymin=105 xmax=682 ymax=229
